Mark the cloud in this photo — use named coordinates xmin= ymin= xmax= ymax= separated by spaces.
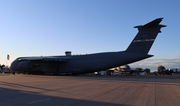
xmin=130 ymin=55 xmax=180 ymax=71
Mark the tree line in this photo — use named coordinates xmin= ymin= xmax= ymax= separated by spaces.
xmin=0 ymin=64 xmax=5 ymax=70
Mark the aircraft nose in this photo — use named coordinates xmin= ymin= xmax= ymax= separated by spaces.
xmin=10 ymin=60 xmax=19 ymax=71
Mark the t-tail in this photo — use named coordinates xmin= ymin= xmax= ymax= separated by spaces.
xmin=126 ymin=18 xmax=166 ymax=54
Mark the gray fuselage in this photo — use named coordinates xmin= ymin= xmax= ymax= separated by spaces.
xmin=10 ymin=51 xmax=152 ymax=74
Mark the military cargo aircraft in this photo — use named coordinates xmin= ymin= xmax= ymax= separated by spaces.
xmin=10 ymin=18 xmax=166 ymax=75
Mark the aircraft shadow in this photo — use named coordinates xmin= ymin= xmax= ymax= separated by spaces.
xmin=0 ymin=86 xmax=129 ymax=106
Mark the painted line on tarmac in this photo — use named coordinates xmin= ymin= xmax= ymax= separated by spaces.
xmin=28 ymin=98 xmax=50 ymax=104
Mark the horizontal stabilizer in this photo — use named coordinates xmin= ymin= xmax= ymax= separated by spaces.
xmin=134 ymin=18 xmax=166 ymax=28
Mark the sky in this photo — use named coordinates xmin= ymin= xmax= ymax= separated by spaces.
xmin=0 ymin=0 xmax=180 ymax=71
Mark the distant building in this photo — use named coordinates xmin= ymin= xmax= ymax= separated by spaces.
xmin=169 ymin=68 xmax=180 ymax=73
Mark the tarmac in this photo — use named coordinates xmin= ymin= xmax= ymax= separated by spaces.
xmin=0 ymin=74 xmax=180 ymax=106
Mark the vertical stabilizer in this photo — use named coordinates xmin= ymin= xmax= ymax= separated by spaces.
xmin=126 ymin=18 xmax=166 ymax=54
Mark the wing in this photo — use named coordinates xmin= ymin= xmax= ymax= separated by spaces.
xmin=18 ymin=56 xmax=70 ymax=62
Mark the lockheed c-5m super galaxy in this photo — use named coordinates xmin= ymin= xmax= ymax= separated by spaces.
xmin=10 ymin=18 xmax=166 ymax=75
